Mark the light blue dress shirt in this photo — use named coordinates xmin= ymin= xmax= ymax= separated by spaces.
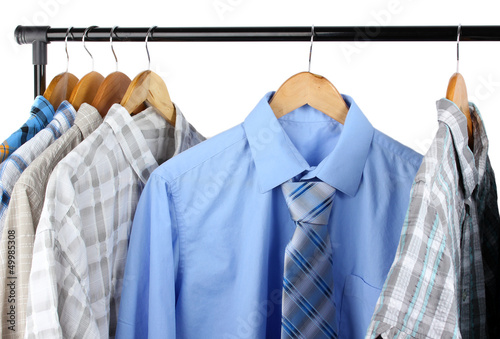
xmin=117 ymin=92 xmax=423 ymax=339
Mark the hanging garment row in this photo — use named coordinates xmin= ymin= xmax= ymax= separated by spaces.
xmin=0 ymin=25 xmax=498 ymax=339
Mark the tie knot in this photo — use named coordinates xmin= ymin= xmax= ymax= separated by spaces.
xmin=281 ymin=181 xmax=336 ymax=225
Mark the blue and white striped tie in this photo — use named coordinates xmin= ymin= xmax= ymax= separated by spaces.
xmin=280 ymin=180 xmax=338 ymax=339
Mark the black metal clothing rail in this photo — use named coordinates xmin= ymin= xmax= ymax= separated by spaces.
xmin=14 ymin=25 xmax=500 ymax=97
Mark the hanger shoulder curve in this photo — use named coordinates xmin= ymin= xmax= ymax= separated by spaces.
xmin=91 ymin=72 xmax=131 ymax=117
xmin=269 ymin=71 xmax=348 ymax=124
xmin=446 ymin=72 xmax=473 ymax=142
xmin=120 ymin=70 xmax=176 ymax=126
xmin=69 ymin=71 xmax=105 ymax=111
xmin=43 ymin=72 xmax=79 ymax=109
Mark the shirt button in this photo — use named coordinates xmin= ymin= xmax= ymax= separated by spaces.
xmin=462 ymin=289 xmax=468 ymax=302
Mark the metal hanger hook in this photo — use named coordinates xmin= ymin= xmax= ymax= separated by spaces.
xmin=145 ymin=26 xmax=157 ymax=70
xmin=64 ymin=27 xmax=73 ymax=73
xmin=110 ymin=26 xmax=118 ymax=72
xmin=308 ymin=25 xmax=314 ymax=72
xmin=83 ymin=25 xmax=98 ymax=71
xmin=456 ymin=24 xmax=461 ymax=73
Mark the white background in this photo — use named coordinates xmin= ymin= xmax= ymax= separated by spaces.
xmin=0 ymin=0 xmax=499 ymax=209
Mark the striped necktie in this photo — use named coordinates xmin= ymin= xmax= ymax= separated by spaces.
xmin=280 ymin=180 xmax=338 ymax=339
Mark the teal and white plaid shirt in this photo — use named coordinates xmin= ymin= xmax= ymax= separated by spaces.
xmin=367 ymin=98 xmax=500 ymax=339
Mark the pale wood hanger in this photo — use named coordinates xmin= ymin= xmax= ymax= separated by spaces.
xmin=43 ymin=27 xmax=79 ymax=109
xmin=92 ymin=27 xmax=131 ymax=117
xmin=69 ymin=26 xmax=104 ymax=111
xmin=120 ymin=26 xmax=176 ymax=126
xmin=269 ymin=25 xmax=348 ymax=124
xmin=270 ymin=72 xmax=348 ymax=124
xmin=446 ymin=25 xmax=473 ymax=148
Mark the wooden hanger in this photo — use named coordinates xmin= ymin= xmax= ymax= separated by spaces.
xmin=44 ymin=73 xmax=79 ymax=109
xmin=446 ymin=73 xmax=472 ymax=139
xmin=120 ymin=27 xmax=176 ymax=126
xmin=269 ymin=71 xmax=348 ymax=124
xmin=269 ymin=26 xmax=348 ymax=123
xmin=43 ymin=27 xmax=79 ymax=109
xmin=70 ymin=71 xmax=104 ymax=111
xmin=91 ymin=27 xmax=131 ymax=117
xmin=92 ymin=72 xmax=130 ymax=117
xmin=120 ymin=70 xmax=175 ymax=125
xmin=69 ymin=26 xmax=104 ymax=111
xmin=446 ymin=25 xmax=473 ymax=148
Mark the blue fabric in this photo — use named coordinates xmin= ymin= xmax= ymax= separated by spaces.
xmin=0 ymin=96 xmax=54 ymax=163
xmin=281 ymin=181 xmax=338 ymax=339
xmin=116 ymin=92 xmax=423 ymax=339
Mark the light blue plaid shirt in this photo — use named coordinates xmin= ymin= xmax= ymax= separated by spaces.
xmin=0 ymin=101 xmax=76 ymax=236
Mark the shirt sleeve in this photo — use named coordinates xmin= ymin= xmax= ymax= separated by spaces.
xmin=0 ymin=183 xmax=42 ymax=339
xmin=25 ymin=171 xmax=100 ymax=339
xmin=25 ymin=229 xmax=64 ymax=339
xmin=366 ymin=182 xmax=460 ymax=338
xmin=116 ymin=173 xmax=179 ymax=339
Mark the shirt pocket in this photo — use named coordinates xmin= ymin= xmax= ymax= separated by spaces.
xmin=339 ymin=274 xmax=382 ymax=339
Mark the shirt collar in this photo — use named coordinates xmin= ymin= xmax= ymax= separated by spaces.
xmin=470 ymin=102 xmax=489 ymax=184
xmin=75 ymin=103 xmax=103 ymax=138
xmin=436 ymin=98 xmax=486 ymax=198
xmin=30 ymin=95 xmax=55 ymax=125
xmin=243 ymin=92 xmax=374 ymax=196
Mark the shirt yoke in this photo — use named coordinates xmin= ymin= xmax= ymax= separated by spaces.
xmin=153 ymin=124 xmax=247 ymax=183
xmin=371 ymin=129 xmax=423 ymax=170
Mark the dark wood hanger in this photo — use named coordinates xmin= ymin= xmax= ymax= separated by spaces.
xmin=90 ymin=27 xmax=132 ymax=117
xmin=92 ymin=72 xmax=131 ymax=117
xmin=69 ymin=71 xmax=104 ymax=111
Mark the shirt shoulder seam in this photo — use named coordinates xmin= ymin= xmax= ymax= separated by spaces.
xmin=167 ymin=180 xmax=186 ymax=277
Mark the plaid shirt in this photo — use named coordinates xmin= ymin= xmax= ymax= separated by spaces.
xmin=0 ymin=103 xmax=102 ymax=339
xmin=366 ymin=99 xmax=500 ymax=338
xmin=0 ymin=101 xmax=75 ymax=236
xmin=0 ymin=96 xmax=54 ymax=163
xmin=25 ymin=104 xmax=205 ymax=338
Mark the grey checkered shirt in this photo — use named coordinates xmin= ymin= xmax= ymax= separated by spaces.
xmin=25 ymin=104 xmax=205 ymax=338
xmin=0 ymin=104 xmax=102 ymax=339
xmin=366 ymin=99 xmax=500 ymax=338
